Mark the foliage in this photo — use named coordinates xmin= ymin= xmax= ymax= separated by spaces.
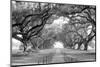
xmin=12 ymin=1 xmax=96 ymax=52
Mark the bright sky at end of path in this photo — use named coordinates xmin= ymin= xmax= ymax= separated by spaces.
xmin=53 ymin=41 xmax=64 ymax=48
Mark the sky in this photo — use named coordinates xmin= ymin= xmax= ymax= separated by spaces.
xmin=45 ymin=16 xmax=70 ymax=33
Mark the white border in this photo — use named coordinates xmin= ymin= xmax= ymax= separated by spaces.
xmin=0 ymin=0 xmax=99 ymax=67
xmin=19 ymin=0 xmax=96 ymax=5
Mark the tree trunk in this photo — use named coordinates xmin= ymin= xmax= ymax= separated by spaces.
xmin=84 ymin=34 xmax=95 ymax=50
xmin=84 ymin=41 xmax=88 ymax=50
xmin=22 ymin=40 xmax=28 ymax=52
xmin=77 ymin=42 xmax=82 ymax=50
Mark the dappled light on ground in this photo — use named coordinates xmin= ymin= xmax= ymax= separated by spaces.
xmin=12 ymin=48 xmax=95 ymax=66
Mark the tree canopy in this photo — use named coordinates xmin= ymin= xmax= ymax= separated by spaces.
xmin=12 ymin=1 xmax=96 ymax=52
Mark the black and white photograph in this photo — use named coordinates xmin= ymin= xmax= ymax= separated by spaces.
xmin=11 ymin=0 xmax=96 ymax=66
